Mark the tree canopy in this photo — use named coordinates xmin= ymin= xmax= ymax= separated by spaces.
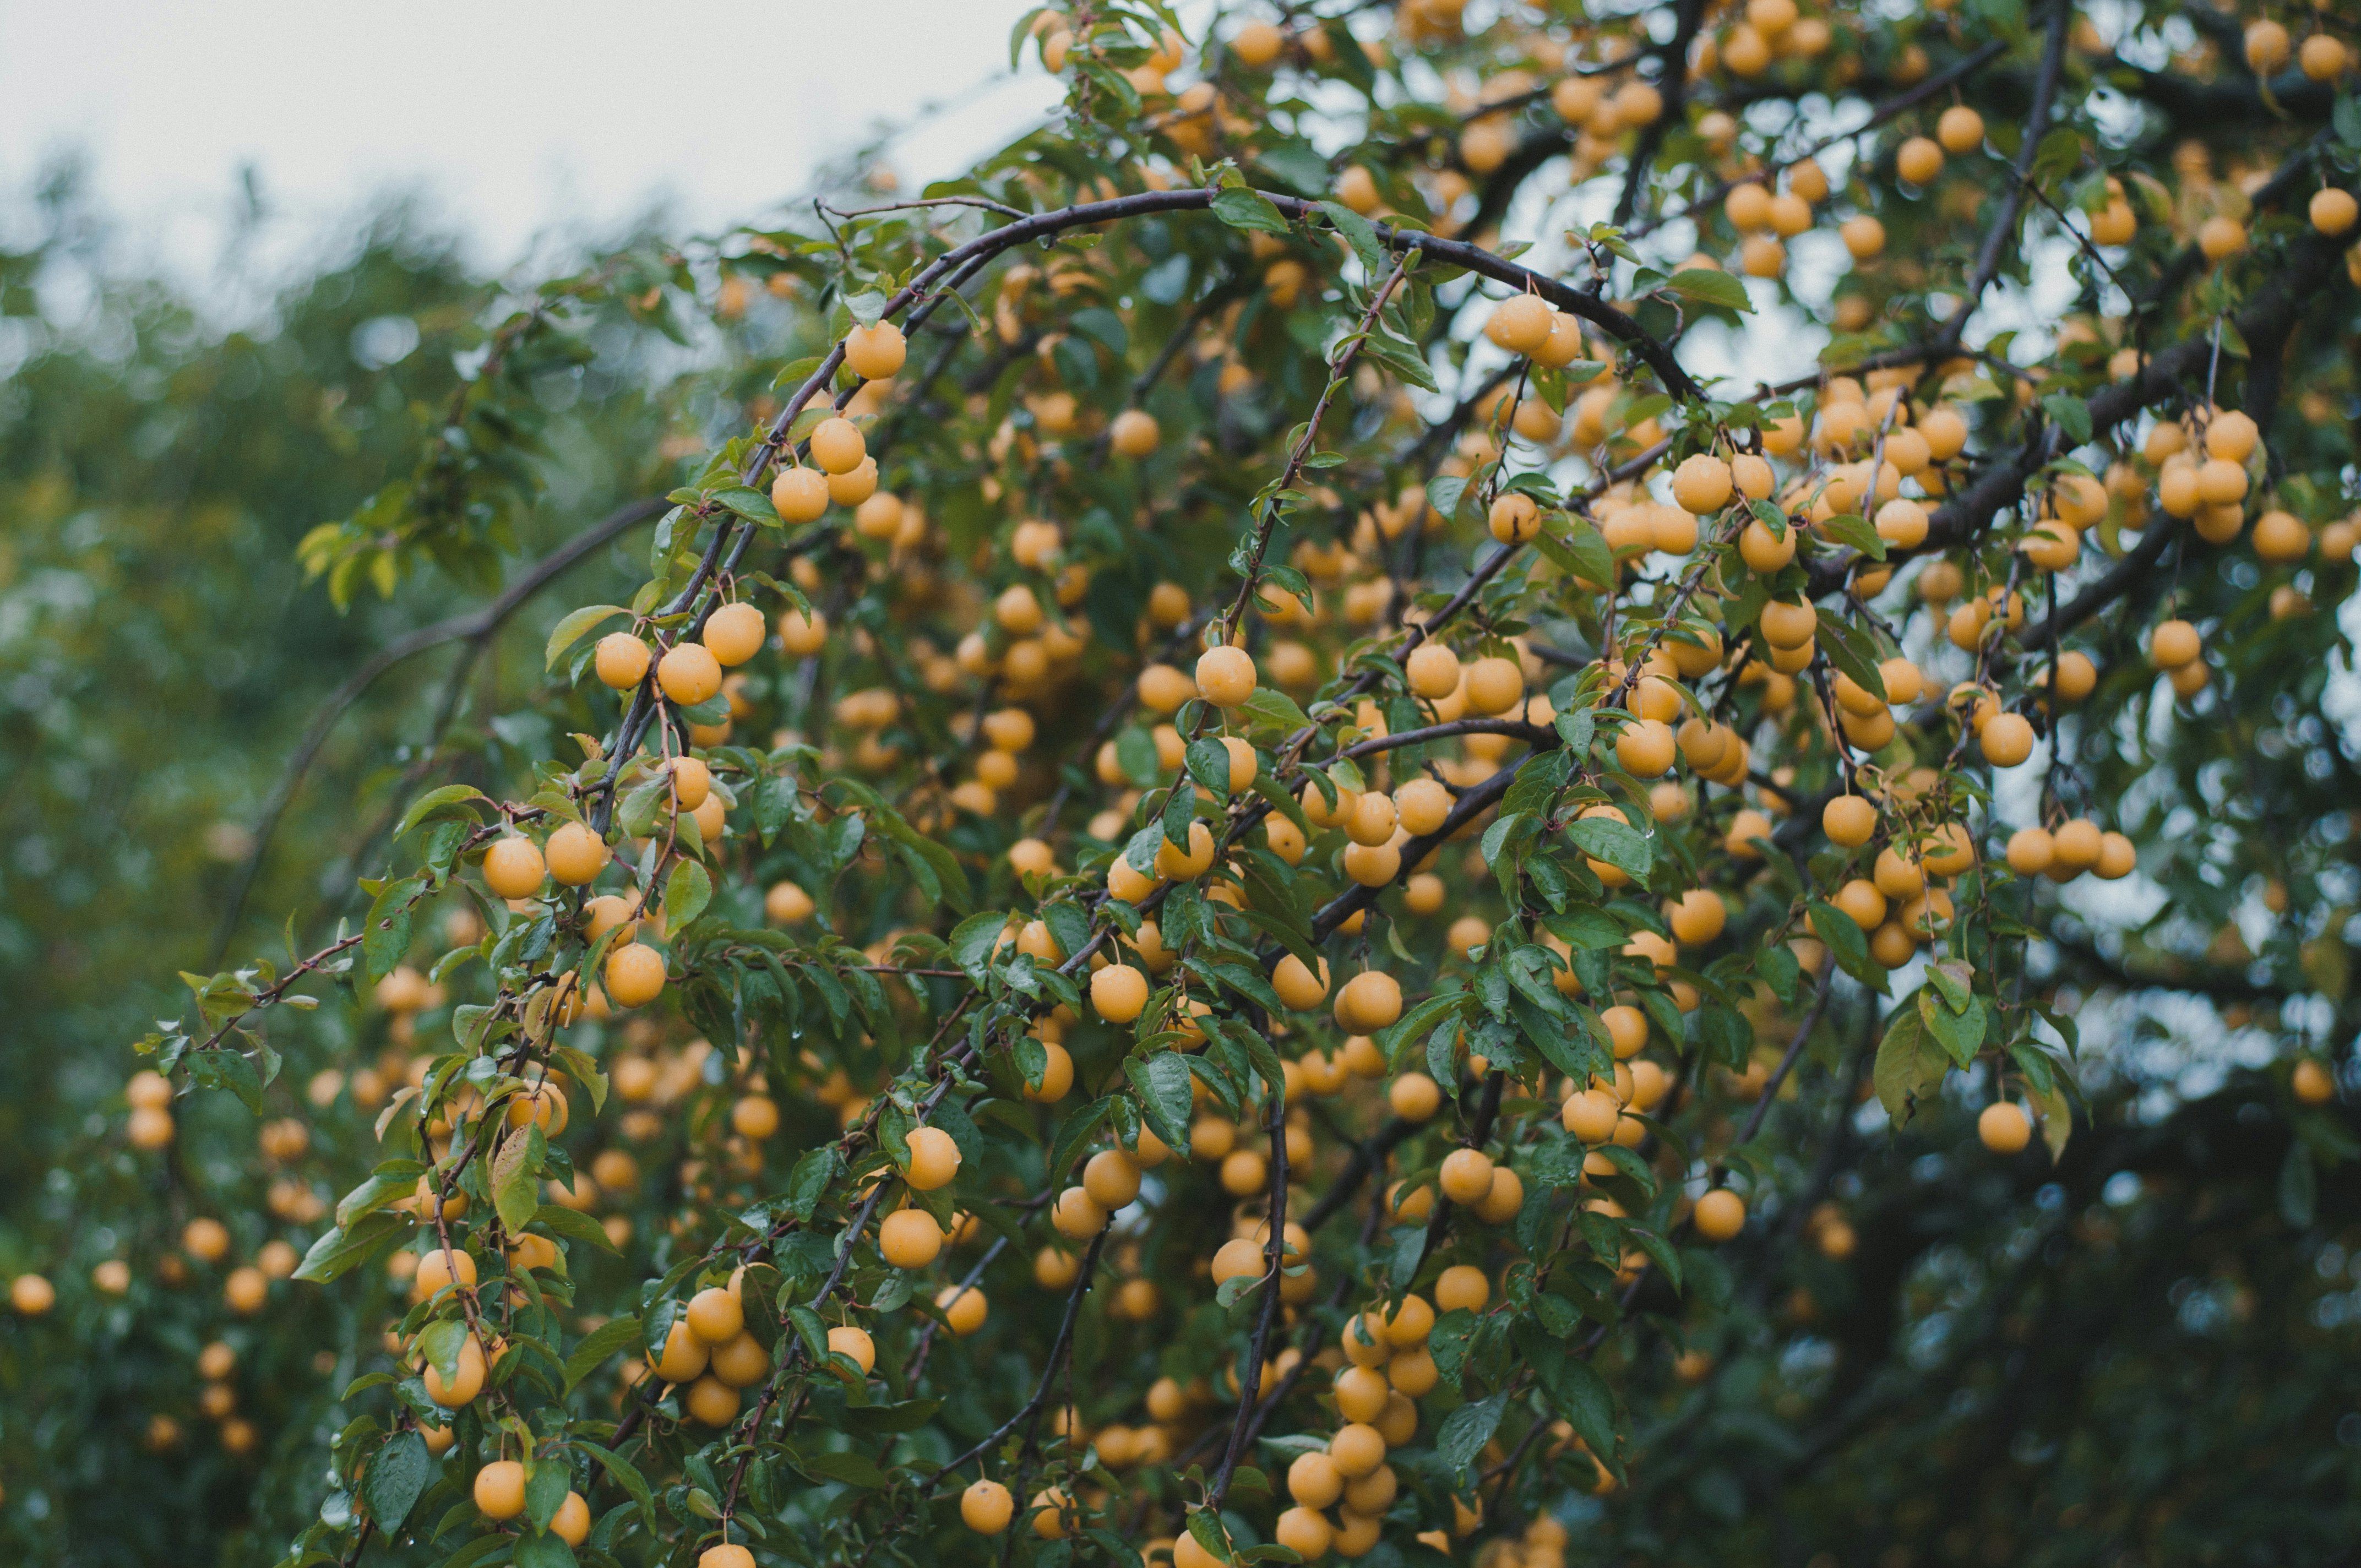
xmin=5 ymin=4 xmax=2361 ymax=1567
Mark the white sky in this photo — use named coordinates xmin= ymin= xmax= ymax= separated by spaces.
xmin=0 ymin=0 xmax=1062 ymax=284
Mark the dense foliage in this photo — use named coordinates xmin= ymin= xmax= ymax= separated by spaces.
xmin=7 ymin=3 xmax=2361 ymax=1566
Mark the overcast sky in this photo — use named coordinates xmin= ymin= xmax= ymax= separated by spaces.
xmin=0 ymin=0 xmax=1060 ymax=282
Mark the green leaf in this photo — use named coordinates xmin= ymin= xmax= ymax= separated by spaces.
xmin=1049 ymin=1098 xmax=1117 ymax=1182
xmin=1918 ymin=987 xmax=1987 ymax=1068
xmin=800 ymin=1449 xmax=888 ymax=1489
xmin=187 ymin=1045 xmax=265 ymax=1113
xmin=1807 ymin=901 xmax=1870 ymax=982
xmin=363 ymin=875 xmax=426 ymax=983
xmin=419 ymin=1319 xmax=470 ymax=1387
xmin=563 ymin=1315 xmax=644 ymax=1392
xmin=1553 ymin=706 xmax=1597 ymax=762
xmin=1873 ymin=1006 xmax=1951 ymax=1126
xmin=435 ymin=1532 xmax=515 ymax=1568
xmin=1185 ymin=737 xmax=1233 ymax=803
xmin=1532 ymin=520 xmax=1615 ymax=589
xmin=573 ymin=1440 xmax=657 ymax=1531
xmin=293 ymin=1210 xmax=409 ymax=1283
xmin=663 ymin=859 xmax=712 ymax=929
xmin=1241 ymin=687 xmax=1310 ymax=735
xmin=711 ymin=485 xmax=782 ymax=527
xmin=2281 ymin=1140 xmax=2318 ymax=1228
xmin=1189 ymin=956 xmax=1287 ymax=1019
xmin=1625 ymin=1226 xmax=1683 ymax=1293
xmin=514 ymin=1530 xmax=577 ymax=1568
xmin=1375 ymin=993 xmax=1467 ymax=1068
xmin=2031 ymin=1077 xmax=2072 ymax=1163
xmin=2336 ymin=94 xmax=2361 ymax=149
xmin=543 ymin=605 xmax=629 ymax=672
xmin=1521 ymin=1320 xmax=1618 ymax=1462
xmin=842 ymin=1397 xmax=945 ymax=1435
xmin=336 ymin=1161 xmax=427 ymax=1227
xmin=784 ymin=1146 xmax=840 ymax=1222
xmin=1114 ymin=727 xmax=1161 ymax=787
xmin=1436 ymin=1391 xmax=1506 ymax=1479
xmin=950 ymin=910 xmax=1008 ymax=981
xmin=551 ymin=1045 xmax=608 ymax=1114
xmin=1317 ymin=200 xmax=1390 ymax=277
xmin=1125 ymin=1052 xmax=1194 ymax=1156
xmin=1816 ymin=613 xmax=1889 ymax=705
xmin=1566 ymin=816 xmax=1652 ymax=882
xmin=396 ymin=785 xmax=490 ymax=840
xmin=1160 ymin=779 xmax=1198 ymax=854
xmin=492 ymin=1125 xmax=541 ymax=1237
xmin=1253 ymin=143 xmax=1331 ymax=198
xmin=879 ymin=812 xmax=971 ymax=914
xmin=1211 ymin=188 xmax=1290 ymax=233
xmin=1185 ymin=1507 xmax=1233 ymax=1564
xmin=534 ymin=1203 xmax=622 ymax=1255
xmin=2028 ymin=127 xmax=2083 ymax=189
xmin=1359 ymin=327 xmax=1439 ymax=392
xmin=1042 ymin=901 xmax=1094 ymax=968
xmin=1661 ymin=268 xmax=1753 ymax=313
xmin=1818 ymin=511 xmax=1886 ymax=561
xmin=362 ymin=1430 xmax=431 ymax=1532
xmin=2040 ymin=391 xmax=2093 ymax=444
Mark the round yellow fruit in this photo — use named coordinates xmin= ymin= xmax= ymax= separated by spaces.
xmin=650 ymin=1319 xmax=711 ymax=1384
xmin=772 ymin=466 xmax=829 ymax=522
xmin=809 ymin=416 xmax=867 ymax=475
xmin=1111 ymin=409 xmax=1161 ymax=456
xmin=1464 ymin=656 xmax=1525 ymax=715
xmin=548 ymin=1492 xmax=590 ymax=1548
xmin=765 ymin=881 xmax=815 ymax=924
xmin=904 ymin=1125 xmax=962 ymax=1190
xmin=545 ymin=820 xmax=608 ymax=886
xmin=1439 ymin=1147 xmax=1496 ymax=1205
xmin=594 ymin=632 xmax=651 ymax=689
xmin=686 ymin=1376 xmax=740 ymax=1427
xmin=1488 ymin=492 xmax=1541 ymax=543
xmin=938 ymin=1283 xmax=989 ymax=1335
xmin=1693 ymin=1188 xmax=1747 ymax=1242
xmin=1090 ymin=963 xmax=1150 ymax=1023
xmin=962 ymin=1479 xmax=1014 ymax=1534
xmin=1330 ymin=1422 xmax=1388 ymax=1478
xmin=423 ymin=1335 xmax=487 ymax=1407
xmin=687 ymin=1285 xmax=745 ymax=1345
xmin=474 ymin=1461 xmax=526 ymax=1520
xmin=1334 ymin=971 xmax=1402 ymax=1033
xmin=828 ymin=1324 xmax=877 ymax=1376
xmin=702 ymin=601 xmax=767 ymax=667
xmin=1406 ymin=643 xmax=1461 ymax=699
xmin=482 ymin=836 xmax=547 ymax=899
xmin=843 ymin=320 xmax=907 ymax=380
xmin=1196 ymin=645 xmax=1258 ymax=707
xmin=605 ymin=943 xmax=667 ymax=1008
xmin=657 ymin=642 xmax=723 ymax=706
xmin=880 ymin=1207 xmax=944 ymax=1269
xmin=1671 ymin=453 xmax=1734 ymax=514
xmin=1484 ymin=294 xmax=1553 ymax=355
xmin=1978 ymin=1102 xmax=2032 ymax=1153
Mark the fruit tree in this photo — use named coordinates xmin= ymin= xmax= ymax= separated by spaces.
xmin=10 ymin=1 xmax=2361 ymax=1564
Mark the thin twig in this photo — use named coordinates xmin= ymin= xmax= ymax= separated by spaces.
xmin=1209 ymin=1093 xmax=1290 ymax=1511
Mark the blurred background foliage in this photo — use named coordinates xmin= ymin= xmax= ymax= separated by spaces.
xmin=0 ymin=168 xmax=711 ymax=1560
